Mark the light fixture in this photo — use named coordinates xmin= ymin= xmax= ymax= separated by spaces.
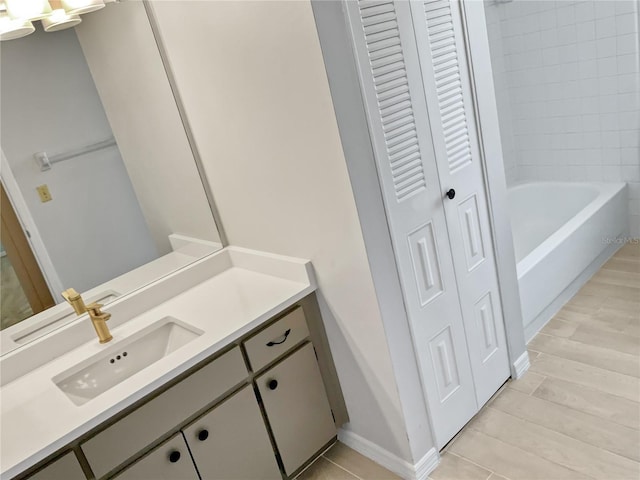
xmin=40 ymin=6 xmax=81 ymax=32
xmin=60 ymin=0 xmax=105 ymax=15
xmin=0 ymin=12 xmax=36 ymax=41
xmin=4 ymin=0 xmax=52 ymax=21
xmin=0 ymin=0 xmax=113 ymax=40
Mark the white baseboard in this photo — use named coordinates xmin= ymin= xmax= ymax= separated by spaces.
xmin=511 ymin=351 xmax=530 ymax=379
xmin=338 ymin=429 xmax=439 ymax=480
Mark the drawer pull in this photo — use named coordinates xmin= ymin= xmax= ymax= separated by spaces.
xmin=267 ymin=379 xmax=278 ymax=390
xmin=168 ymin=450 xmax=181 ymax=463
xmin=266 ymin=329 xmax=291 ymax=347
xmin=197 ymin=429 xmax=209 ymax=441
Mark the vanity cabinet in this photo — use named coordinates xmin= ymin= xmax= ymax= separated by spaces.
xmin=113 ymin=433 xmax=197 ymax=480
xmin=257 ymin=343 xmax=336 ymax=475
xmin=27 ymin=452 xmax=85 ymax=480
xmin=81 ymin=348 xmax=248 ymax=478
xmin=17 ymin=301 xmax=338 ymax=480
xmin=116 ymin=385 xmax=280 ymax=480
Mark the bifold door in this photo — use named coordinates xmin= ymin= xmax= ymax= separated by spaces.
xmin=345 ymin=0 xmax=510 ymax=447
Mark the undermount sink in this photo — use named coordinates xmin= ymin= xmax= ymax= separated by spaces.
xmin=53 ymin=318 xmax=203 ymax=406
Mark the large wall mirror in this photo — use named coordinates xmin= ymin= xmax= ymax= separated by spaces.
xmin=0 ymin=1 xmax=223 ymax=354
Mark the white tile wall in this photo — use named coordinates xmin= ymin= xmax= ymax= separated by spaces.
xmin=485 ymin=0 xmax=640 ymax=237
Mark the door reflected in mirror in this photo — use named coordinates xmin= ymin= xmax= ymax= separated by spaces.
xmin=0 ymin=2 xmax=222 ymax=354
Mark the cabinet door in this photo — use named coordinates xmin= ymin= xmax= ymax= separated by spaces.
xmin=183 ymin=385 xmax=281 ymax=480
xmin=257 ymin=343 xmax=335 ymax=475
xmin=28 ymin=452 xmax=85 ymax=480
xmin=113 ymin=433 xmax=198 ymax=480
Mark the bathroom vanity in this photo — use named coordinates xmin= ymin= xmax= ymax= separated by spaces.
xmin=0 ymin=247 xmax=345 ymax=480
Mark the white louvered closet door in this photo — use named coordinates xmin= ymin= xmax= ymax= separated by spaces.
xmin=410 ymin=0 xmax=510 ymax=408
xmin=345 ymin=0 xmax=510 ymax=448
xmin=345 ymin=0 xmax=478 ymax=447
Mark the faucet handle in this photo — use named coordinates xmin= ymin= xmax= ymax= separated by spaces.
xmin=62 ymin=288 xmax=87 ymax=315
xmin=86 ymin=303 xmax=111 ymax=321
xmin=61 ymin=288 xmax=80 ymax=302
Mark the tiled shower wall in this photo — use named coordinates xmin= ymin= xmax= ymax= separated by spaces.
xmin=485 ymin=0 xmax=640 ymax=236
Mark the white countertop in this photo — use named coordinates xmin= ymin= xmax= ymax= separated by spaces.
xmin=0 ymin=247 xmax=316 ymax=479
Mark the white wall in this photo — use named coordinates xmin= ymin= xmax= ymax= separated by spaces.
xmin=147 ymin=0 xmax=418 ymax=464
xmin=0 ymin=28 xmax=158 ymax=293
xmin=75 ymin=2 xmax=221 ymax=254
xmin=485 ymin=0 xmax=640 ymax=236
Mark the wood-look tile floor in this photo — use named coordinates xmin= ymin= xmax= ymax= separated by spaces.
xmin=300 ymin=243 xmax=640 ymax=480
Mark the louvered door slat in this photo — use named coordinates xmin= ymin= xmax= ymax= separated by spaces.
xmin=360 ymin=1 xmax=428 ymax=201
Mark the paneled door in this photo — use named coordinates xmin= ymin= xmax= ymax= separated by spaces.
xmin=410 ymin=0 xmax=510 ymax=408
xmin=346 ymin=0 xmax=477 ymax=447
xmin=345 ymin=0 xmax=509 ymax=448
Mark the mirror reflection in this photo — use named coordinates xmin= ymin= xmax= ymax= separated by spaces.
xmin=0 ymin=4 xmax=222 ymax=353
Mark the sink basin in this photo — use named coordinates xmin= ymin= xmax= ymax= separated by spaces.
xmin=53 ymin=318 xmax=203 ymax=406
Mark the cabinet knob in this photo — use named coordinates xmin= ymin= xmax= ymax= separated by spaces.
xmin=267 ymin=379 xmax=278 ymax=390
xmin=445 ymin=188 xmax=456 ymax=200
xmin=197 ymin=429 xmax=209 ymax=441
xmin=168 ymin=450 xmax=181 ymax=463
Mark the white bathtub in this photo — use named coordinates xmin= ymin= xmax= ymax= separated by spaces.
xmin=508 ymin=182 xmax=628 ymax=341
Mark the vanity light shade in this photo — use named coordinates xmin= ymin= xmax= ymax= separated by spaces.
xmin=40 ymin=9 xmax=81 ymax=31
xmin=5 ymin=0 xmax=52 ymax=21
xmin=0 ymin=13 xmax=36 ymax=41
xmin=60 ymin=0 xmax=105 ymax=15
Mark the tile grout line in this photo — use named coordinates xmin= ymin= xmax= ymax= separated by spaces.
xmin=321 ymin=455 xmax=364 ymax=480
xmin=446 ymin=451 xmax=495 ymax=479
xmin=530 ymin=350 xmax=640 ymax=391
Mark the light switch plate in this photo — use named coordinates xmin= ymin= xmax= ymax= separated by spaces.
xmin=36 ymin=185 xmax=52 ymax=203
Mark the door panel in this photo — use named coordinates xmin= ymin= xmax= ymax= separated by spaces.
xmin=457 ymin=194 xmax=486 ymax=272
xmin=346 ymin=0 xmax=478 ymax=448
xmin=410 ymin=0 xmax=510 ymax=408
xmin=408 ymin=222 xmax=444 ymax=305
xmin=114 ymin=433 xmax=198 ymax=480
xmin=256 ymin=343 xmax=335 ymax=475
xmin=183 ymin=385 xmax=281 ymax=480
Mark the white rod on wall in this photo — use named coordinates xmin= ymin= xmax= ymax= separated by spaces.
xmin=33 ymin=136 xmax=117 ymax=171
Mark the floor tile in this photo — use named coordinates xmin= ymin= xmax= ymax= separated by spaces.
xmin=323 ymin=443 xmax=400 ymax=480
xmin=529 ymin=353 xmax=640 ymax=401
xmin=506 ymin=371 xmax=545 ymax=395
xmin=570 ymin=324 xmax=640 ymax=356
xmin=429 ymin=452 xmax=491 ymax=480
xmin=449 ymin=429 xmax=591 ymax=480
xmin=528 ymin=334 xmax=640 ymax=377
xmin=490 ymin=388 xmax=640 ymax=462
xmin=470 ymin=407 xmax=639 ymax=480
xmin=540 ymin=317 xmax=579 ymax=338
xmin=533 ymin=377 xmax=640 ymax=429
xmin=297 ymin=457 xmax=359 ymax=480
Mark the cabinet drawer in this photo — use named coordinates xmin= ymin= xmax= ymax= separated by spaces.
xmin=27 ymin=452 xmax=85 ymax=480
xmin=82 ymin=347 xmax=246 ymax=478
xmin=244 ymin=307 xmax=309 ymax=371
xmin=257 ymin=343 xmax=336 ymax=475
xmin=113 ymin=432 xmax=197 ymax=480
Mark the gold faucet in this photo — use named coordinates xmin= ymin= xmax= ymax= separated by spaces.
xmin=62 ymin=288 xmax=113 ymax=344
